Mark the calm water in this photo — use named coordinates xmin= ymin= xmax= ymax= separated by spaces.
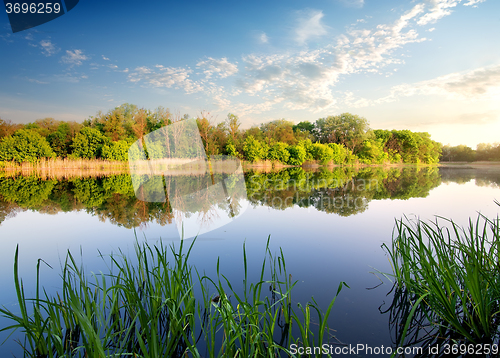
xmin=0 ymin=165 xmax=499 ymax=356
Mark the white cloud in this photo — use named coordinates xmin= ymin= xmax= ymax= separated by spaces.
xmin=61 ymin=49 xmax=88 ymax=66
xmin=102 ymin=55 xmax=110 ymax=60
xmin=196 ymin=57 xmax=238 ymax=79
xmin=344 ymin=64 xmax=500 ymax=107
xmin=259 ymin=33 xmax=269 ymax=44
xmin=40 ymin=39 xmax=58 ymax=56
xmin=463 ymin=0 xmax=486 ymax=6
xmin=398 ymin=64 xmax=500 ymax=99
xmin=230 ymin=4 xmax=429 ymax=112
xmin=295 ymin=10 xmax=328 ymax=45
xmin=127 ymin=65 xmax=203 ymax=94
xmin=417 ymin=0 xmax=460 ymax=25
xmin=117 ymin=0 xmax=482 ymax=117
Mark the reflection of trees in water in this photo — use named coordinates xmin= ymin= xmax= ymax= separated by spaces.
xmin=245 ymin=166 xmax=442 ymax=216
xmin=166 ymin=172 xmax=245 ymax=231
xmin=0 ymin=166 xmax=496 ymax=226
xmin=439 ymin=167 xmax=500 ymax=188
xmin=0 ymin=174 xmax=174 ymax=228
xmin=373 ymin=166 xmax=441 ymax=200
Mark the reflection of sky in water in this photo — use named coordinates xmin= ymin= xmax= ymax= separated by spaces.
xmin=0 ymin=176 xmax=499 ymax=355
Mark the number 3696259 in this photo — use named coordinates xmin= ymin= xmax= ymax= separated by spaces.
xmin=5 ymin=3 xmax=61 ymax=14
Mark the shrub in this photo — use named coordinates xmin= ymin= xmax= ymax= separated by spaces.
xmin=311 ymin=143 xmax=334 ymax=164
xmin=0 ymin=129 xmax=55 ymax=163
xmin=287 ymin=145 xmax=307 ymax=166
xmin=102 ymin=140 xmax=133 ymax=161
xmin=267 ymin=142 xmax=290 ymax=163
xmin=71 ymin=127 xmax=109 ymax=159
xmin=243 ymin=136 xmax=267 ymax=162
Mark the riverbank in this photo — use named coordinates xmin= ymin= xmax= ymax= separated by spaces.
xmin=0 ymin=157 xmax=444 ymax=179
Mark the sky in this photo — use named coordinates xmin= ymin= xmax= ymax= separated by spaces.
xmin=0 ymin=0 xmax=499 ymax=148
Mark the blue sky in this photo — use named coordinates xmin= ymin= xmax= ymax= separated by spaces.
xmin=0 ymin=0 xmax=499 ymax=147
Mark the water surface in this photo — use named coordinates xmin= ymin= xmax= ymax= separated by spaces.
xmin=0 ymin=165 xmax=499 ymax=356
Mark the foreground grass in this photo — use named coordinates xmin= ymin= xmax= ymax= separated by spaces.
xmin=383 ymin=203 xmax=500 ymax=353
xmin=0 ymin=237 xmax=346 ymax=357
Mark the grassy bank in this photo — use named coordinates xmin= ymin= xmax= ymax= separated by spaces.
xmin=0 ymin=237 xmax=347 ymax=357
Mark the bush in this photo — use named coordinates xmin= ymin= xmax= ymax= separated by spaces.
xmin=102 ymin=140 xmax=133 ymax=161
xmin=71 ymin=127 xmax=109 ymax=159
xmin=0 ymin=129 xmax=55 ymax=163
xmin=267 ymin=142 xmax=290 ymax=163
xmin=287 ymin=145 xmax=307 ymax=166
xmin=243 ymin=136 xmax=267 ymax=162
xmin=311 ymin=143 xmax=334 ymax=164
xmin=298 ymin=139 xmax=314 ymax=161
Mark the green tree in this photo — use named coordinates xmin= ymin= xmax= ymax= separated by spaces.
xmin=0 ymin=129 xmax=55 ymax=163
xmin=311 ymin=143 xmax=334 ymax=164
xmin=71 ymin=127 xmax=109 ymax=159
xmin=243 ymin=135 xmax=267 ymax=162
xmin=101 ymin=140 xmax=133 ymax=161
xmin=225 ymin=113 xmax=241 ymax=146
xmin=267 ymin=142 xmax=290 ymax=163
xmin=357 ymin=139 xmax=389 ymax=164
xmin=287 ymin=145 xmax=307 ymax=166
xmin=260 ymin=119 xmax=296 ymax=146
xmin=315 ymin=113 xmax=372 ymax=153
xmin=293 ymin=121 xmax=314 ymax=133
xmin=47 ymin=121 xmax=83 ymax=157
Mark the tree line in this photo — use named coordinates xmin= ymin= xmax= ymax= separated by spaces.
xmin=441 ymin=143 xmax=500 ymax=162
xmin=0 ymin=103 xmax=449 ymax=165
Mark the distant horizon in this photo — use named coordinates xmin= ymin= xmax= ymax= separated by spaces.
xmin=1 ymin=0 xmax=499 ymax=149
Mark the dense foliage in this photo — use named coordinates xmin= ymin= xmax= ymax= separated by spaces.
xmin=0 ymin=129 xmax=55 ymax=163
xmin=0 ymin=104 xmax=463 ymax=165
xmin=441 ymin=143 xmax=500 ymax=162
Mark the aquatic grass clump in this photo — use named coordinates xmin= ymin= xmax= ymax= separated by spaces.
xmin=0 ymin=237 xmax=346 ymax=357
xmin=383 ymin=206 xmax=500 ymax=345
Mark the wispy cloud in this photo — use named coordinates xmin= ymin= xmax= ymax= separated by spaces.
xmin=122 ymin=0 xmax=486 ymax=117
xmin=27 ymin=78 xmax=49 ymax=84
xmin=295 ymin=10 xmax=328 ymax=45
xmin=127 ymin=65 xmax=203 ymax=94
xmin=259 ymin=33 xmax=269 ymax=44
xmin=393 ymin=64 xmax=500 ymax=99
xmin=40 ymin=39 xmax=58 ymax=56
xmin=231 ymin=4 xmax=427 ymax=112
xmin=417 ymin=0 xmax=460 ymax=25
xmin=196 ymin=57 xmax=238 ymax=79
xmin=343 ymin=63 xmax=500 ymax=107
xmin=102 ymin=55 xmax=110 ymax=60
xmin=338 ymin=0 xmax=365 ymax=8
xmin=463 ymin=0 xmax=486 ymax=6
xmin=61 ymin=49 xmax=88 ymax=66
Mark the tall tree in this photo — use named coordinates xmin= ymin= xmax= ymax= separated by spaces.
xmin=225 ymin=113 xmax=241 ymax=145
xmin=260 ymin=119 xmax=296 ymax=145
xmin=0 ymin=118 xmax=23 ymax=139
xmin=315 ymin=113 xmax=372 ymax=153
